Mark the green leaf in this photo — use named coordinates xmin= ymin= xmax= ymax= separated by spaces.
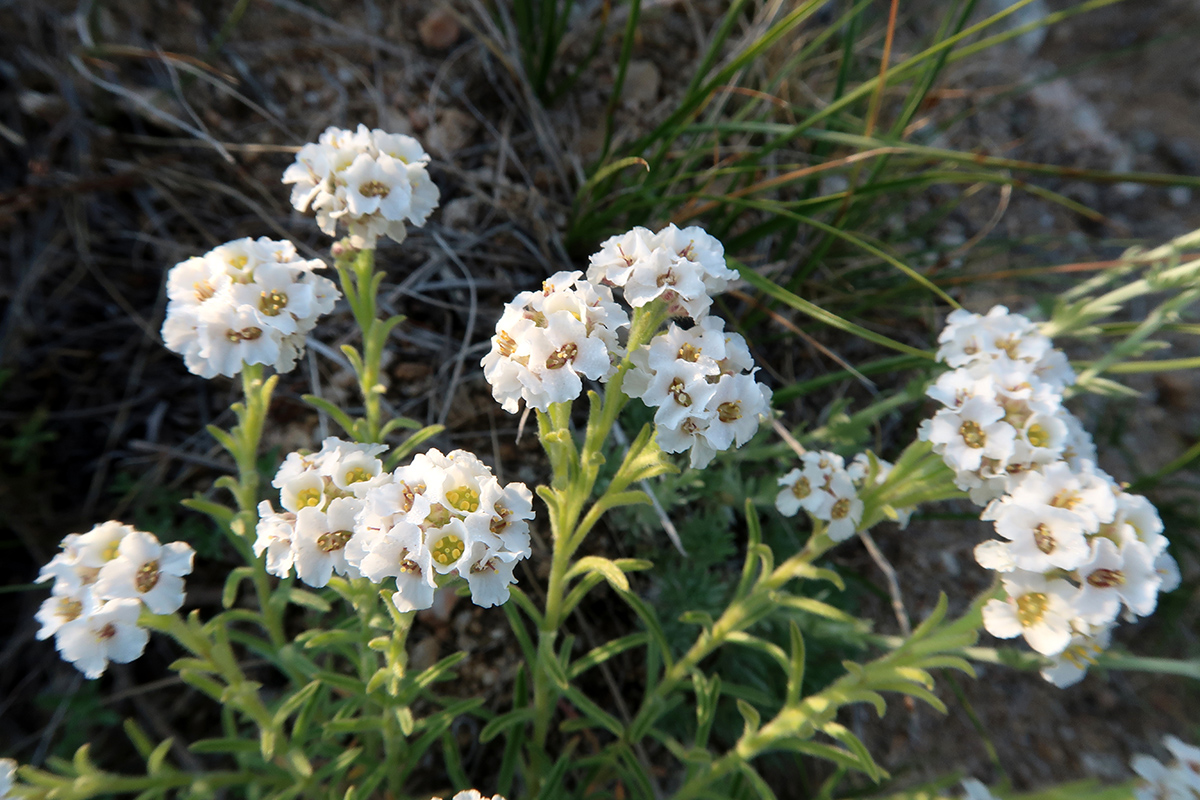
xmin=786 ymin=622 xmax=807 ymax=706
xmin=145 ymin=738 xmax=173 ymax=775
xmin=480 ymin=707 xmax=536 ymax=743
xmin=189 ymin=738 xmax=261 ymax=755
xmin=565 ymin=555 xmax=633 ymax=592
xmin=287 ymin=588 xmax=332 ymax=613
xmin=569 ymin=632 xmax=651 ymax=679
xmin=315 ymin=671 xmax=363 ymax=694
xmin=302 ymin=395 xmax=357 ymax=437
xmin=822 ymin=722 xmax=886 ymax=782
xmin=736 ymin=698 xmax=761 ymax=736
xmin=123 ymin=719 xmax=155 ymax=760
xmin=272 ymin=681 xmax=321 ymax=728
xmin=221 ymin=567 xmax=254 ymax=609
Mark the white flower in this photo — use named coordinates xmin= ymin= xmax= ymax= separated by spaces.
xmin=1164 ymin=737 xmax=1200 ymax=791
xmin=973 ymin=539 xmax=1016 ymax=572
xmin=1155 ymin=550 xmax=1181 ymax=594
xmin=1073 ymin=538 xmax=1160 ymax=625
xmin=76 ymin=521 xmax=137 ymax=568
xmin=464 ymin=548 xmax=521 ymax=608
xmin=982 ymin=571 xmax=1076 ymax=656
xmin=1040 ymin=625 xmax=1111 ymax=688
xmin=959 ymin=778 xmax=1001 ymax=800
xmin=255 ymin=501 xmax=297 ymax=578
xmin=93 ymin=530 xmax=195 ymax=615
xmin=293 ymin=498 xmax=363 ymax=587
xmin=821 ymin=471 xmax=863 ymax=542
xmin=162 ymin=238 xmax=339 ymax=378
xmin=1132 ymin=752 xmax=1192 ymax=800
xmin=988 ymin=502 xmax=1090 ymax=572
xmin=0 ymin=758 xmax=15 ymax=799
xmin=36 ymin=583 xmax=92 ymax=641
xmin=482 ymin=272 xmax=628 ymax=413
xmin=700 ymin=372 xmax=771 ymax=451
xmin=56 ymin=598 xmax=149 ymax=679
xmin=587 ymin=224 xmax=736 ymax=319
xmin=283 ymin=125 xmax=439 ymax=248
xmin=924 ymin=396 xmax=1016 ymax=473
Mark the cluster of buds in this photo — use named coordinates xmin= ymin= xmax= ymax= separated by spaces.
xmin=624 ymin=316 xmax=770 ymax=468
xmin=1132 ymin=734 xmax=1200 ymax=800
xmin=481 ymin=271 xmax=628 ymax=413
xmin=921 ymin=306 xmax=1179 ymax=685
xmin=256 ymin=438 xmax=533 ymax=612
xmin=587 ymin=223 xmax=738 ymax=319
xmin=35 ymin=522 xmax=195 ymax=678
xmin=161 ymin=237 xmax=339 ymax=378
xmin=775 ymin=450 xmax=913 ymax=541
xmin=283 ymin=124 xmax=440 ymax=249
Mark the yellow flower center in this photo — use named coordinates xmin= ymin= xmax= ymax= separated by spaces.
xmin=432 ymin=534 xmax=465 ymax=566
xmin=445 ymin=486 xmax=480 ymax=513
xmin=959 ymin=420 xmax=986 ymax=448
xmin=135 ymin=561 xmax=160 ymax=593
xmin=259 ymin=290 xmax=289 ymax=316
xmin=1033 ymin=523 xmax=1055 ymax=554
xmin=496 ymin=331 xmax=517 ymax=358
xmin=791 ymin=477 xmax=811 ymax=499
xmin=1027 ymin=424 xmax=1049 ymax=448
xmin=830 ymin=497 xmax=851 ymax=520
xmin=193 ymin=280 xmax=215 ymax=302
xmin=668 ymin=378 xmax=692 ymax=407
xmin=229 ymin=255 xmax=248 ymax=269
xmin=545 ymin=343 xmax=578 ymax=370
xmin=316 ymin=530 xmax=352 ymax=552
xmin=717 ymin=401 xmax=741 ymax=423
xmin=359 ymin=180 xmax=391 ymax=198
xmin=344 ymin=466 xmax=372 ymax=485
xmin=225 ymin=326 xmax=263 ymax=343
xmin=297 ymin=487 xmax=323 ymax=508
xmin=102 ymin=539 xmax=122 ymax=562
xmin=1087 ymin=568 xmax=1125 ymax=588
xmin=1015 ymin=591 xmax=1049 ymax=627
xmin=58 ymin=597 xmax=83 ymax=622
xmin=677 ymin=343 xmax=700 ymax=362
xmin=97 ymin=623 xmax=117 ymax=641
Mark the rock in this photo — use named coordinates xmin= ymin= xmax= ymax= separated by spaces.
xmin=428 ymin=108 xmax=477 ymax=156
xmin=419 ymin=8 xmax=461 ymax=50
xmin=622 ymin=59 xmax=661 ymax=109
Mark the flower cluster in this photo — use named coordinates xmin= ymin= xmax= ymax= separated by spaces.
xmin=481 ymin=270 xmax=629 ymax=413
xmin=921 ymin=306 xmax=1179 ymax=685
xmin=0 ymin=759 xmax=15 ymax=799
xmin=919 ymin=306 xmax=1083 ymax=505
xmin=1132 ymin=734 xmax=1200 ymax=800
xmin=775 ymin=450 xmax=911 ymax=540
xmin=625 ymin=316 xmax=771 ymax=468
xmin=283 ymin=124 xmax=440 ymax=248
xmin=35 ymin=521 xmax=195 ymax=678
xmin=587 ymin=224 xmax=738 ymax=320
xmin=161 ymin=237 xmax=339 ymax=378
xmin=431 ymin=791 xmax=507 ymax=800
xmin=256 ymin=438 xmax=533 ymax=611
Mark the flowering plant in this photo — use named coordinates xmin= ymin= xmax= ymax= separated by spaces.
xmin=7 ymin=124 xmax=1197 ymax=800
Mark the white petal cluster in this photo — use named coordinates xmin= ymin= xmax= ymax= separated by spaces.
xmin=958 ymin=778 xmax=1001 ymax=800
xmin=625 ymin=316 xmax=771 ymax=468
xmin=775 ymin=451 xmax=912 ymax=541
xmin=35 ymin=521 xmax=195 ymax=679
xmin=918 ymin=305 xmax=1085 ymax=505
xmin=431 ymin=791 xmax=507 ymax=800
xmin=481 ymin=271 xmax=629 ymax=413
xmin=283 ymin=125 xmax=440 ymax=249
xmin=0 ymin=758 xmax=16 ymax=800
xmin=256 ymin=439 xmax=533 ymax=612
xmin=923 ymin=307 xmax=1179 ymax=685
xmin=1131 ymin=735 xmax=1200 ymax=800
xmin=162 ymin=237 xmax=339 ymax=379
xmin=587 ymin=224 xmax=737 ymax=319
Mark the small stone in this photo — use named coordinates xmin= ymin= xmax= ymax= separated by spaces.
xmin=428 ymin=108 xmax=477 ymax=156
xmin=622 ymin=59 xmax=661 ymax=109
xmin=419 ymin=8 xmax=461 ymax=50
